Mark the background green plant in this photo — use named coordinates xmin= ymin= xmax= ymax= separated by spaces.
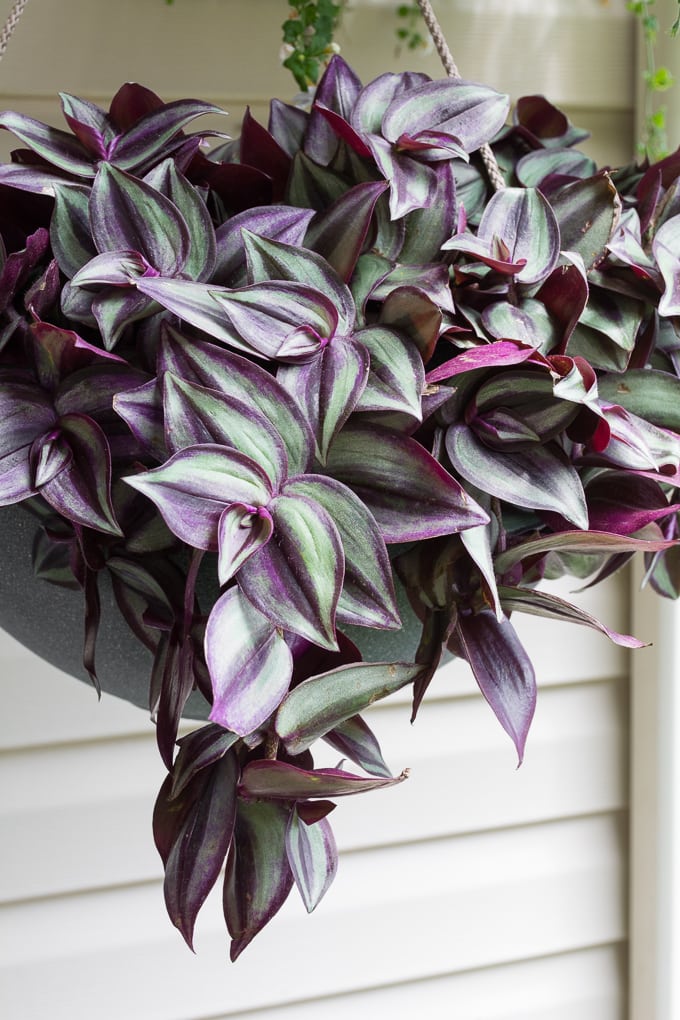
xmin=628 ymin=0 xmax=679 ymax=161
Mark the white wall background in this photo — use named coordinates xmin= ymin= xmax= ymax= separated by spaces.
xmin=0 ymin=2 xmax=641 ymax=1017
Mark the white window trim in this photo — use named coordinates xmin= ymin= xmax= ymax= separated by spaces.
xmin=630 ymin=571 xmax=680 ymax=1019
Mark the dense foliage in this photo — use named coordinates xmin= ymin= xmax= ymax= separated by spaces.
xmin=1 ymin=55 xmax=680 ymax=956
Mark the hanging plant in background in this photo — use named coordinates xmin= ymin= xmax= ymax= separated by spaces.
xmin=2 ymin=0 xmax=680 ymax=960
xmin=629 ymin=0 xmax=680 ymax=161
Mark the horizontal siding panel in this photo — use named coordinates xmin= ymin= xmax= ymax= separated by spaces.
xmin=0 ymin=815 xmax=626 ymax=1020
xmin=233 ymin=945 xmax=626 ymax=1020
xmin=1 ymin=678 xmax=627 ymax=902
xmin=0 ymin=0 xmax=633 ymax=110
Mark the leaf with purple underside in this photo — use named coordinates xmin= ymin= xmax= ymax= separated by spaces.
xmin=0 ymin=380 xmax=56 ymax=504
xmin=498 ymin=585 xmax=646 ymax=648
xmin=206 ymin=586 xmax=292 ymax=736
xmin=239 ymin=759 xmax=409 ymax=799
xmin=324 ymin=714 xmax=393 ymax=778
xmin=456 ymin=608 xmax=536 ymax=764
xmin=217 ymin=503 xmax=274 ymax=585
xmin=163 ymin=750 xmax=238 ymax=950
xmin=495 ymin=529 xmax=679 ymax=575
xmin=286 ymin=807 xmax=338 ymax=913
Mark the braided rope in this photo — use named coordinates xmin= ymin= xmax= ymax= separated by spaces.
xmin=416 ymin=0 xmax=505 ymax=192
xmin=0 ymin=0 xmax=30 ymax=63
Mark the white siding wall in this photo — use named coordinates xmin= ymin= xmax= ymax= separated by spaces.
xmin=0 ymin=1 xmax=637 ymax=1016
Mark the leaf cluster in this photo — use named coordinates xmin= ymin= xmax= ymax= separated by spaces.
xmin=1 ymin=57 xmax=680 ymax=956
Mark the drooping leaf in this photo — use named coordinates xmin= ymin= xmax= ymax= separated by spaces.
xmin=456 ymin=608 xmax=536 ymax=764
xmin=171 ymin=724 xmax=240 ymax=800
xmin=224 ymin=799 xmax=293 ymax=961
xmin=276 ymin=660 xmax=422 ymax=755
xmin=495 ymin=528 xmax=678 ymax=575
xmin=285 ymin=807 xmax=338 ymax=913
xmin=206 ymin=586 xmax=293 ymax=736
xmin=324 ymin=714 xmax=393 ymax=778
xmin=163 ymin=750 xmax=238 ymax=949
xmin=239 ymin=759 xmax=409 ymax=799
xmin=498 ymin=584 xmax=646 ymax=648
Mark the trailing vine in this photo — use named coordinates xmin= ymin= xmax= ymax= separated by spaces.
xmin=628 ymin=0 xmax=680 ymax=161
xmin=280 ymin=0 xmax=345 ymax=90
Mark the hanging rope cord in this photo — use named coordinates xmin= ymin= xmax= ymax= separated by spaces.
xmin=0 ymin=0 xmax=29 ymax=63
xmin=416 ymin=0 xmax=506 ymax=192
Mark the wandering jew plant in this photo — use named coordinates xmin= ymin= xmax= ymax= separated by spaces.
xmin=1 ymin=56 xmax=680 ymax=958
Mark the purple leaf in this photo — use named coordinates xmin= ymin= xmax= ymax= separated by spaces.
xmin=239 ymin=759 xmax=409 ymax=799
xmin=653 ymin=214 xmax=680 ymax=317
xmin=206 ymin=587 xmax=293 ymax=736
xmin=90 ymin=163 xmax=190 ymax=275
xmin=495 ymin=528 xmax=678 ymax=575
xmin=224 ymin=799 xmax=293 ymax=961
xmin=213 ymin=205 xmax=315 ymax=285
xmin=197 ymin=280 xmax=337 ymax=362
xmin=50 ymin=185 xmax=97 ymax=278
xmin=445 ymin=422 xmax=588 ymax=529
xmin=159 ymin=326 xmax=314 ymax=474
xmin=238 ymin=492 xmax=344 ymax=650
xmin=425 ymin=339 xmax=535 ymax=384
xmin=498 ymin=584 xmax=646 ymax=648
xmin=275 ymin=660 xmax=422 ymax=755
xmin=162 ymin=372 xmax=289 ymax=487
xmin=456 ymin=609 xmax=536 ymax=764
xmin=37 ymin=413 xmax=122 ymax=536
xmin=304 ymin=181 xmax=389 ymax=282
xmin=171 ymin=724 xmax=240 ymax=800
xmin=285 ymin=808 xmax=338 ymax=913
xmin=369 ymin=136 xmax=442 ymax=220
xmin=474 ymin=187 xmax=561 ymax=284
xmin=134 ymin=277 xmax=249 ymax=351
xmin=0 ymin=379 xmax=56 ymax=504
xmin=324 ymin=714 xmax=393 ymax=778
xmin=143 ymin=159 xmax=216 ymax=282
xmin=380 ymin=79 xmax=510 ymax=156
xmin=353 ymin=325 xmax=425 ymax=420
xmin=326 ymin=422 xmax=489 ymax=542
xmin=124 ymin=445 xmax=273 ymax=551
xmin=282 ymin=473 xmax=400 ymax=630
xmin=72 ymin=249 xmax=150 ymax=286
xmin=112 ymin=379 xmax=167 ymax=461
xmin=110 ymin=98 xmax=228 ymax=170
xmin=550 ymin=172 xmax=621 ymax=271
xmin=91 ymin=287 xmax=157 ymax=351
xmin=164 ymin=750 xmax=238 ymax=950
xmin=0 ymin=109 xmax=95 ymax=176
xmin=277 ymin=335 xmax=369 ymax=463
xmin=242 ymin=232 xmax=356 ymax=333
xmin=217 ymin=502 xmax=274 ymax=584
